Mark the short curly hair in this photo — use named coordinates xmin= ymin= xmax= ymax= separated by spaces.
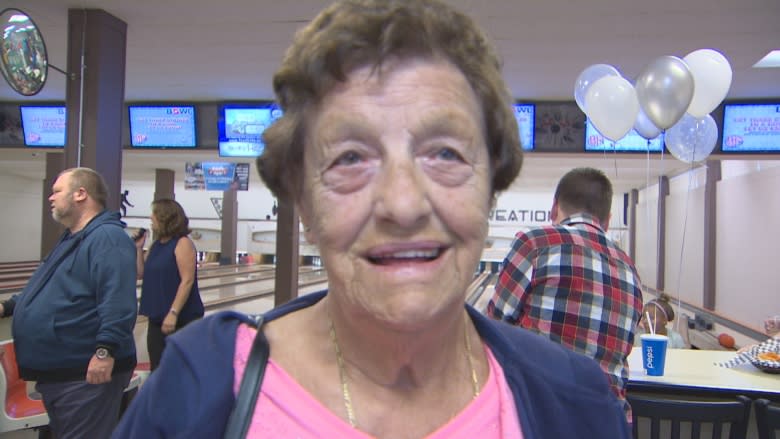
xmin=257 ymin=0 xmax=522 ymax=201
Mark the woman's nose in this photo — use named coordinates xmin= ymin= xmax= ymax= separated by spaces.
xmin=374 ymin=161 xmax=432 ymax=228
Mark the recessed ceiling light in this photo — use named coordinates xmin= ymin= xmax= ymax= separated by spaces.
xmin=753 ymin=50 xmax=780 ymax=68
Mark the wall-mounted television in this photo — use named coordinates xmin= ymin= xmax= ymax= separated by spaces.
xmin=721 ymin=103 xmax=780 ymax=153
xmin=128 ymin=105 xmax=197 ymax=148
xmin=218 ymin=103 xmax=282 ymax=157
xmin=20 ymin=105 xmax=66 ymax=147
xmin=184 ymin=161 xmax=250 ymax=191
xmin=584 ymin=119 xmax=664 ymax=152
xmin=514 ymin=103 xmax=535 ymax=151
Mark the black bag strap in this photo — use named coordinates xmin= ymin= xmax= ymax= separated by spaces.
xmin=224 ymin=315 xmax=269 ymax=439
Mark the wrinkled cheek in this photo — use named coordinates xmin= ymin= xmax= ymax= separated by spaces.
xmin=454 ymin=208 xmax=490 ymax=271
xmin=310 ymin=215 xmax=361 ymax=285
xmin=327 ymin=251 xmax=368 ymax=306
xmin=451 ymin=198 xmax=490 ymax=239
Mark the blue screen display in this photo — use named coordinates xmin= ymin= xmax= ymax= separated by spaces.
xmin=514 ymin=103 xmax=535 ymax=151
xmin=20 ymin=106 xmax=66 ymax=147
xmin=218 ymin=105 xmax=282 ymax=157
xmin=721 ymin=103 xmax=780 ymax=152
xmin=585 ymin=119 xmax=664 ymax=152
xmin=128 ymin=105 xmax=197 ymax=148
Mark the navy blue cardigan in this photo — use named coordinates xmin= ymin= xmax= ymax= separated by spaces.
xmin=113 ymin=291 xmax=630 ymax=438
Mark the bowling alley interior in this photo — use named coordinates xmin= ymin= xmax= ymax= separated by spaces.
xmin=0 ymin=0 xmax=779 ymax=437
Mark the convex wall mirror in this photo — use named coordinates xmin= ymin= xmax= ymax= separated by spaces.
xmin=0 ymin=8 xmax=49 ymax=96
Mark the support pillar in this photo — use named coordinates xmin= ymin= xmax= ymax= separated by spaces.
xmin=274 ymin=196 xmax=299 ymax=306
xmin=154 ymin=169 xmax=175 ymax=200
xmin=656 ymin=176 xmax=669 ymax=291
xmin=220 ymin=189 xmax=237 ymax=265
xmin=40 ymin=153 xmax=65 ymax=258
xmin=629 ymin=189 xmax=638 ymax=261
xmin=703 ymin=160 xmax=721 ymax=310
xmin=64 ymin=9 xmax=127 ymax=212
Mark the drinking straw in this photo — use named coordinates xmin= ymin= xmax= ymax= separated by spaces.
xmin=646 ymin=311 xmax=655 ymax=335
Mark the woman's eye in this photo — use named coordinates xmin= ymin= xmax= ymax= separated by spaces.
xmin=435 ymin=147 xmax=464 ymax=162
xmin=333 ymin=151 xmax=363 ymax=167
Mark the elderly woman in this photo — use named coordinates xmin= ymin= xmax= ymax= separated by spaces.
xmin=113 ymin=1 xmax=629 ymax=438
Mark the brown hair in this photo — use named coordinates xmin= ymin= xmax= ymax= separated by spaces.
xmin=554 ymin=167 xmax=613 ymax=226
xmin=257 ymin=0 xmax=522 ymax=201
xmin=61 ymin=167 xmax=109 ymax=208
xmin=151 ymin=199 xmax=191 ymax=240
xmin=647 ymin=294 xmax=675 ymax=322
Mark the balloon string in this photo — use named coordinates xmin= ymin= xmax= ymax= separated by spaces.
xmin=612 ymin=141 xmax=618 ymax=178
xmin=645 ymin=139 xmax=651 ymax=193
xmin=645 ymin=135 xmax=659 ymax=296
xmin=673 ymin=141 xmax=697 ymax=335
xmin=660 ymin=133 xmax=665 ymax=163
xmin=646 ymin=139 xmax=651 ymax=248
xmin=642 ymin=137 xmax=652 ymax=304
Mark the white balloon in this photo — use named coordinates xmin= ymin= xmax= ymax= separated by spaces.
xmin=684 ymin=49 xmax=733 ymax=118
xmin=665 ymin=113 xmax=718 ymax=163
xmin=584 ymin=75 xmax=639 ymax=142
xmin=574 ymin=64 xmax=621 ymax=113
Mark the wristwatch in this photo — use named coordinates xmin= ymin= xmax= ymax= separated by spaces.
xmin=95 ymin=347 xmax=111 ymax=360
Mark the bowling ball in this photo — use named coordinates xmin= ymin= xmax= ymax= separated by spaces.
xmin=718 ymin=333 xmax=735 ymax=349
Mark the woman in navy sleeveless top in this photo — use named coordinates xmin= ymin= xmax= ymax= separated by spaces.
xmin=135 ymin=199 xmax=204 ymax=370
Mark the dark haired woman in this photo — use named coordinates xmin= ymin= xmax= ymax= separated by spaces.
xmin=135 ymin=198 xmax=204 ymax=370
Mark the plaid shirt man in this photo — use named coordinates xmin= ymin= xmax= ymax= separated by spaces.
xmin=487 ymin=213 xmax=643 ymax=422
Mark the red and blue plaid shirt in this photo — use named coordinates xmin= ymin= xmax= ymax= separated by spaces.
xmin=487 ymin=213 xmax=643 ymax=421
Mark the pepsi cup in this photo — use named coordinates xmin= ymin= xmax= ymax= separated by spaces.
xmin=640 ymin=334 xmax=669 ymax=376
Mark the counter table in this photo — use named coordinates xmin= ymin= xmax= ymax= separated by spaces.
xmin=627 ymin=348 xmax=780 ymax=400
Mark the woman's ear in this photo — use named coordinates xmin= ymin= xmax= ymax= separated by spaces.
xmin=297 ymin=203 xmax=318 ymax=245
xmin=301 ymin=222 xmax=317 ymax=244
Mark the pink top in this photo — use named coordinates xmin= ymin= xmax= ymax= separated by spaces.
xmin=234 ymin=324 xmax=523 ymax=438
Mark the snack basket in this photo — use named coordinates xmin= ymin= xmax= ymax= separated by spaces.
xmin=748 ymin=338 xmax=780 ymax=374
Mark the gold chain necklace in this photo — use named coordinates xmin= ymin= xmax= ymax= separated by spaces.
xmin=330 ymin=320 xmax=357 ymax=427
xmin=328 ymin=317 xmax=480 ymax=429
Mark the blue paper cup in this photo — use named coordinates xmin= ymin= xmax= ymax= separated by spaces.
xmin=641 ymin=334 xmax=669 ymax=376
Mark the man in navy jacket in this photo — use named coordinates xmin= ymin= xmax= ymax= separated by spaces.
xmin=1 ymin=167 xmax=138 ymax=439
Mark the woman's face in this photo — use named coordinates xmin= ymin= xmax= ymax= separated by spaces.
xmin=300 ymin=57 xmax=492 ymax=329
xmin=150 ymin=212 xmax=160 ymax=236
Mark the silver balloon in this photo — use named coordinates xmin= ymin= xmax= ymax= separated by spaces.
xmin=665 ymin=113 xmax=718 ymax=163
xmin=635 ymin=56 xmax=694 ymax=130
xmin=633 ymin=107 xmax=661 ymax=140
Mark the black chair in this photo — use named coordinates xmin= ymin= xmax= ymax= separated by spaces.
xmin=755 ymin=399 xmax=780 ymax=439
xmin=628 ymin=393 xmax=752 ymax=439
